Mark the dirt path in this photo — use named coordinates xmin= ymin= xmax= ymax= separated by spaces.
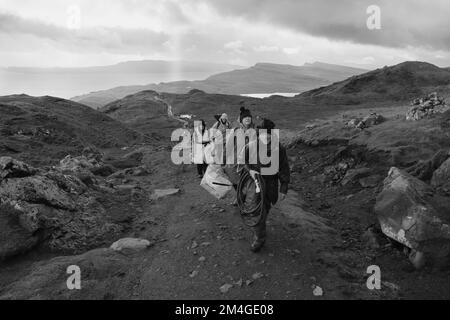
xmin=2 ymin=145 xmax=448 ymax=300
xmin=103 ymin=155 xmax=383 ymax=300
xmin=112 ymin=146 xmax=449 ymax=300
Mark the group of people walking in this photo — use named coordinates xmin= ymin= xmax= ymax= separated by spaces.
xmin=191 ymin=105 xmax=290 ymax=253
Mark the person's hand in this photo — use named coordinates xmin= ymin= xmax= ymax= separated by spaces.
xmin=249 ymin=170 xmax=259 ymax=180
xmin=279 ymin=193 xmax=287 ymax=202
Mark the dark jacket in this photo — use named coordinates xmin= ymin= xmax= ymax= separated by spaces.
xmin=244 ymin=143 xmax=290 ymax=205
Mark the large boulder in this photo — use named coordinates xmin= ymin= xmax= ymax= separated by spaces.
xmin=0 ymin=204 xmax=40 ymax=260
xmin=0 ymin=248 xmax=130 ymax=300
xmin=431 ymin=158 xmax=450 ymax=195
xmin=0 ymin=157 xmax=124 ymax=260
xmin=0 ymin=175 xmax=77 ymax=211
xmin=375 ymin=168 xmax=450 ymax=259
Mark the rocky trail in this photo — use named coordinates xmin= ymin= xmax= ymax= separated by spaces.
xmin=2 ymin=140 xmax=448 ymax=300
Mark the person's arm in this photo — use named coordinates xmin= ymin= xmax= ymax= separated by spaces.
xmin=278 ymin=146 xmax=291 ymax=195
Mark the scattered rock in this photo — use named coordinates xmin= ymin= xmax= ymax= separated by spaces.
xmin=407 ymin=92 xmax=449 ymax=121
xmin=57 ymin=153 xmax=104 ymax=185
xmin=189 ymin=270 xmax=199 ymax=278
xmin=151 ymin=188 xmax=180 ymax=201
xmin=346 ymin=113 xmax=385 ymax=130
xmin=312 ymin=285 xmax=324 ymax=297
xmin=220 ymin=284 xmax=233 ymax=294
xmin=408 ymin=250 xmax=427 ymax=270
xmin=199 ymin=256 xmax=206 ymax=262
xmin=110 ymin=238 xmax=151 ymax=253
xmin=252 ymin=272 xmax=264 ymax=280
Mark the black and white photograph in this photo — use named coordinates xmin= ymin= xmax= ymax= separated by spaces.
xmin=0 ymin=0 xmax=450 ymax=307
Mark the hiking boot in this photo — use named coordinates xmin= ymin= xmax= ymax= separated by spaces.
xmin=250 ymin=239 xmax=266 ymax=253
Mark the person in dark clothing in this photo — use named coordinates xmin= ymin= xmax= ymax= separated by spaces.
xmin=241 ymin=118 xmax=290 ymax=252
xmin=193 ymin=119 xmax=210 ymax=178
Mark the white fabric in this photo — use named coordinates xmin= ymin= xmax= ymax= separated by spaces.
xmin=200 ymin=164 xmax=233 ymax=199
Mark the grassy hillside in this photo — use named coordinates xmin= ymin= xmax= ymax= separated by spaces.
xmin=298 ymin=61 xmax=450 ymax=105
xmin=0 ymin=95 xmax=143 ymax=166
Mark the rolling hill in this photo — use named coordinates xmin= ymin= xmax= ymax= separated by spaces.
xmin=0 ymin=95 xmax=143 ymax=166
xmin=298 ymin=61 xmax=450 ymax=105
xmin=100 ymin=61 xmax=450 ymax=134
xmin=100 ymin=90 xmax=259 ymax=136
xmin=72 ymin=62 xmax=367 ymax=108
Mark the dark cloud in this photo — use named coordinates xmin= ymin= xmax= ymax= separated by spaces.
xmin=205 ymin=0 xmax=450 ymax=50
xmin=0 ymin=12 xmax=170 ymax=54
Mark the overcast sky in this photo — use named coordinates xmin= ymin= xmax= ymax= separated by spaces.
xmin=1 ymin=0 xmax=449 ymax=68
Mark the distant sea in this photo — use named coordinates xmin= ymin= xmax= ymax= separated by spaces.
xmin=240 ymin=93 xmax=299 ymax=98
xmin=0 ymin=71 xmax=215 ymax=99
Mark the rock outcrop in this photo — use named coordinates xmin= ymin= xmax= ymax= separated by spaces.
xmin=0 ymin=157 xmax=37 ymax=180
xmin=431 ymin=158 xmax=450 ymax=195
xmin=406 ymin=149 xmax=450 ymax=181
xmin=375 ymin=168 xmax=450 ymax=265
xmin=0 ymin=204 xmax=40 ymax=261
xmin=347 ymin=113 xmax=385 ymax=130
xmin=407 ymin=92 xmax=449 ymax=121
xmin=0 ymin=157 xmax=124 ymax=260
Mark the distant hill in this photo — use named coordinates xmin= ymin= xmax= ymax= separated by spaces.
xmin=0 ymin=60 xmax=241 ymax=102
xmin=101 ymin=90 xmax=259 ymax=136
xmin=100 ymin=61 xmax=450 ymax=134
xmin=298 ymin=61 xmax=450 ymax=104
xmin=0 ymin=95 xmax=143 ymax=166
xmin=73 ymin=62 xmax=367 ymax=108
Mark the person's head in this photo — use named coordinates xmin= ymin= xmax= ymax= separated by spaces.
xmin=220 ymin=113 xmax=228 ymax=124
xmin=257 ymin=119 xmax=276 ymax=145
xmin=240 ymin=107 xmax=252 ymax=128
